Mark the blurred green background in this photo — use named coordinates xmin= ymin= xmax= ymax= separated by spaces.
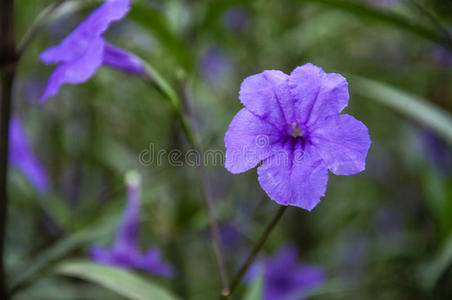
xmin=6 ymin=0 xmax=452 ymax=299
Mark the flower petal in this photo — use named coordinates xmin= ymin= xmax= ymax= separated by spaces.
xmin=9 ymin=117 xmax=49 ymax=194
xmin=257 ymin=143 xmax=328 ymax=210
xmin=225 ymin=108 xmax=282 ymax=174
xmin=135 ymin=248 xmax=176 ymax=277
xmin=40 ymin=0 xmax=130 ymax=64
xmin=40 ymin=38 xmax=105 ymax=101
xmin=102 ymin=44 xmax=146 ymax=74
xmin=310 ymin=114 xmax=371 ymax=175
xmin=113 ymin=173 xmax=141 ymax=252
xmin=289 ymin=63 xmax=349 ymax=126
xmin=239 ymin=70 xmax=294 ymax=127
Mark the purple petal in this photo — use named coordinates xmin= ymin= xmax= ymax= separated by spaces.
xmin=262 ymin=246 xmax=325 ymax=300
xmin=40 ymin=38 xmax=105 ymax=101
xmin=289 ymin=63 xmax=349 ymax=126
xmin=224 ymin=108 xmax=282 ymax=174
xmin=239 ymin=70 xmax=294 ymax=127
xmin=113 ymin=171 xmax=141 ymax=252
xmin=293 ymin=265 xmax=325 ymax=289
xmin=9 ymin=117 xmax=49 ymax=194
xmin=257 ymin=143 xmax=328 ymax=210
xmin=40 ymin=0 xmax=130 ymax=64
xmin=91 ymin=245 xmax=114 ymax=264
xmin=311 ymin=114 xmax=371 ymax=175
xmin=135 ymin=248 xmax=176 ymax=277
xmin=103 ymin=44 xmax=146 ymax=75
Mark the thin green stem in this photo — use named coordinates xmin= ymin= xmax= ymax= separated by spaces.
xmin=182 ymin=84 xmax=230 ymax=293
xmin=222 ymin=205 xmax=288 ymax=298
xmin=16 ymin=0 xmax=70 ymax=57
xmin=408 ymin=0 xmax=452 ymax=41
xmin=141 ymin=64 xmax=229 ymax=292
xmin=0 ymin=0 xmax=16 ymax=299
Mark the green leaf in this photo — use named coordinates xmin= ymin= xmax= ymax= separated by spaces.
xmin=299 ymin=0 xmax=452 ymax=50
xmin=419 ymin=233 xmax=452 ymax=290
xmin=54 ymin=260 xmax=179 ymax=300
xmin=10 ymin=207 xmax=120 ymax=291
xmin=349 ymin=75 xmax=452 ymax=145
xmin=243 ymin=271 xmax=263 ymax=300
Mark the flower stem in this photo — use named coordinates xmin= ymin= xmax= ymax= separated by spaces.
xmin=141 ymin=64 xmax=229 ymax=292
xmin=16 ymin=0 xmax=69 ymax=57
xmin=182 ymin=84 xmax=230 ymax=292
xmin=407 ymin=0 xmax=452 ymax=41
xmin=0 ymin=0 xmax=16 ymax=299
xmin=222 ymin=205 xmax=288 ymax=298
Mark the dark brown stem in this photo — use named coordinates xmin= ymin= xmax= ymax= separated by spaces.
xmin=0 ymin=0 xmax=16 ymax=299
xmin=222 ymin=205 xmax=288 ymax=298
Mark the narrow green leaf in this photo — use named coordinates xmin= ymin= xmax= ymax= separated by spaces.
xmin=10 ymin=208 xmax=119 ymax=291
xmin=419 ymin=233 xmax=452 ymax=290
xmin=349 ymin=75 xmax=452 ymax=145
xmin=299 ymin=0 xmax=452 ymax=50
xmin=10 ymin=228 xmax=110 ymax=291
xmin=243 ymin=271 xmax=263 ymax=300
xmin=54 ymin=260 xmax=179 ymax=300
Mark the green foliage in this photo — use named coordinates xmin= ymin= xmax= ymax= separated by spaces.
xmin=54 ymin=260 xmax=179 ymax=300
xmin=7 ymin=0 xmax=452 ymax=299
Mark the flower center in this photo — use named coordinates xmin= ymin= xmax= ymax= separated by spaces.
xmin=290 ymin=122 xmax=303 ymax=138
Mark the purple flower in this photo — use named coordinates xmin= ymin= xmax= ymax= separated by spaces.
xmin=40 ymin=0 xmax=146 ymax=101
xmin=248 ymin=246 xmax=325 ymax=300
xmin=224 ymin=63 xmax=371 ymax=210
xmin=200 ymin=46 xmax=232 ymax=87
xmin=9 ymin=116 xmax=49 ymax=194
xmin=222 ymin=7 xmax=250 ymax=32
xmin=91 ymin=171 xmax=175 ymax=277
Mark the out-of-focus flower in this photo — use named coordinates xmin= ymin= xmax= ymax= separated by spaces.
xmin=418 ymin=128 xmax=452 ymax=175
xmin=9 ymin=116 xmax=49 ymax=194
xmin=91 ymin=171 xmax=175 ymax=277
xmin=40 ymin=0 xmax=146 ymax=101
xmin=433 ymin=47 xmax=452 ymax=67
xmin=248 ymin=246 xmax=325 ymax=300
xmin=200 ymin=46 xmax=232 ymax=87
xmin=222 ymin=6 xmax=250 ymax=33
xmin=224 ymin=63 xmax=371 ymax=210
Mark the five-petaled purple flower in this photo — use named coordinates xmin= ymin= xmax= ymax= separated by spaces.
xmin=40 ymin=0 xmax=146 ymax=101
xmin=9 ymin=116 xmax=49 ymax=194
xmin=224 ymin=63 xmax=371 ymax=210
xmin=248 ymin=246 xmax=325 ymax=300
xmin=91 ymin=171 xmax=175 ymax=277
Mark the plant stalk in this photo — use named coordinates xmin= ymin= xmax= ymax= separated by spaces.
xmin=222 ymin=205 xmax=288 ymax=298
xmin=0 ymin=0 xmax=17 ymax=299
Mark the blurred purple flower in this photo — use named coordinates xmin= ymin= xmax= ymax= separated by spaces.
xmin=9 ymin=116 xmax=49 ymax=194
xmin=222 ymin=7 xmax=250 ymax=32
xmin=433 ymin=47 xmax=452 ymax=67
xmin=200 ymin=46 xmax=232 ymax=87
xmin=248 ymin=246 xmax=325 ymax=300
xmin=418 ymin=128 xmax=452 ymax=175
xmin=338 ymin=231 xmax=368 ymax=282
xmin=374 ymin=207 xmax=404 ymax=237
xmin=40 ymin=0 xmax=146 ymax=101
xmin=224 ymin=63 xmax=371 ymax=210
xmin=91 ymin=171 xmax=175 ymax=277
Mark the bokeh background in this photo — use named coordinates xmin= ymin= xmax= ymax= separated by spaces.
xmin=5 ymin=0 xmax=452 ymax=299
